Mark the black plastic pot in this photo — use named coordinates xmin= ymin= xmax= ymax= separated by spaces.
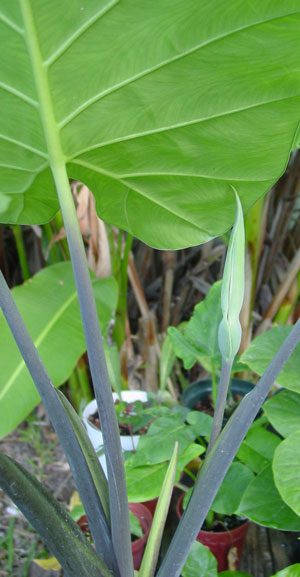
xmin=182 ymin=378 xmax=258 ymax=420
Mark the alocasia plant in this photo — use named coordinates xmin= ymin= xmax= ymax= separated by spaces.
xmin=1 ymin=3 xmax=300 ymax=577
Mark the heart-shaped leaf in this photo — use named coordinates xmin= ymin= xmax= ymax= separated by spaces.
xmin=1 ymin=3 xmax=300 ymax=248
xmin=263 ymin=389 xmax=300 ymax=438
xmin=241 ymin=326 xmax=300 ymax=392
xmin=237 ymin=465 xmax=300 ymax=531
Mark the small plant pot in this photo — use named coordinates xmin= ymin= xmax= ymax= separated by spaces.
xmin=82 ymin=390 xmax=148 ymax=475
xmin=76 ymin=503 xmax=152 ymax=571
xmin=129 ymin=502 xmax=153 ymax=570
xmin=182 ymin=378 xmax=258 ymax=421
xmin=141 ymin=497 xmax=158 ymax=516
xmin=176 ymin=494 xmax=249 ymax=572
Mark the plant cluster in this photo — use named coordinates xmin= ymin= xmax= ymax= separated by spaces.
xmin=1 ymin=3 xmax=300 ymax=577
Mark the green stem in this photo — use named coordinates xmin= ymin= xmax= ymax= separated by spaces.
xmin=207 ymin=358 xmax=233 ymax=452
xmin=43 ymin=222 xmax=60 ymax=263
xmin=211 ymin=363 xmax=217 ymax=408
xmin=11 ymin=225 xmax=30 ymax=281
xmin=68 ymin=370 xmax=81 ymax=410
xmin=106 ymin=224 xmax=117 ymax=276
xmin=20 ymin=2 xmax=133 ymax=575
xmin=205 ymin=509 xmax=214 ymax=529
xmin=54 ymin=211 xmax=70 ymax=260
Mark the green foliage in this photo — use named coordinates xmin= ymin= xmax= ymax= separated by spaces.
xmin=182 ymin=542 xmax=217 ymax=577
xmin=129 ymin=511 xmax=143 ymax=539
xmin=139 ymin=443 xmax=178 ymax=577
xmin=159 ymin=332 xmax=178 ymax=390
xmin=210 ymin=462 xmax=254 ymax=516
xmin=2 ymin=2 xmax=300 ymax=576
xmin=126 ymin=443 xmax=204 ymax=503
xmin=1 ymin=3 xmax=300 ymax=249
xmin=0 ymin=263 xmax=118 ymax=437
xmin=263 ymin=389 xmax=300 ymax=438
xmin=237 ymin=426 xmax=281 ymax=474
xmin=182 ymin=462 xmax=254 ymax=517
xmin=129 ymin=411 xmax=210 ymax=466
xmin=237 ymin=465 xmax=300 ymax=531
xmin=168 ymin=281 xmax=222 ymax=371
xmin=273 ymin=430 xmax=300 ymax=517
xmin=241 ymin=326 xmax=300 ymax=392
xmin=115 ymin=400 xmax=155 ymax=434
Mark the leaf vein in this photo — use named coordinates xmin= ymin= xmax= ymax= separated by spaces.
xmin=59 ymin=9 xmax=300 ymax=128
xmin=0 ymin=134 xmax=48 ymax=159
xmin=70 ymin=158 xmax=211 ymax=235
xmin=0 ymin=81 xmax=38 ymax=107
xmin=70 ymin=93 xmax=300 ymax=159
xmin=0 ymin=12 xmax=23 ymax=35
xmin=45 ymin=0 xmax=119 ymax=68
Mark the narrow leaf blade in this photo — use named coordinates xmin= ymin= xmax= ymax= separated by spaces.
xmin=139 ymin=442 xmax=178 ymax=577
xmin=57 ymin=389 xmax=110 ymax=522
xmin=0 ymin=453 xmax=110 ymax=577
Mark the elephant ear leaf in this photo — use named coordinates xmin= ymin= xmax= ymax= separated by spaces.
xmin=0 ymin=453 xmax=111 ymax=577
xmin=1 ymin=2 xmax=300 ymax=248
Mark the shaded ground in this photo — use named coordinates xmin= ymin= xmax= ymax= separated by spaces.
xmin=0 ymin=405 xmax=73 ymax=577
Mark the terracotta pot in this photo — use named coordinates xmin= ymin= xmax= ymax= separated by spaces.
xmin=129 ymin=502 xmax=153 ymax=570
xmin=77 ymin=502 xmax=153 ymax=571
xmin=82 ymin=391 xmax=148 ymax=475
xmin=176 ymin=494 xmax=249 ymax=572
xmin=141 ymin=497 xmax=158 ymax=516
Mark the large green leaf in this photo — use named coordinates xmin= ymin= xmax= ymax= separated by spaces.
xmin=241 ymin=326 xmax=300 ymax=392
xmin=273 ymin=430 xmax=300 ymax=517
xmin=1 ymin=2 xmax=300 ymax=248
xmin=168 ymin=281 xmax=222 ymax=371
xmin=237 ymin=465 xmax=300 ymax=531
xmin=0 ymin=263 xmax=118 ymax=437
xmin=263 ymin=389 xmax=300 ymax=438
xmin=211 ymin=462 xmax=254 ymax=516
xmin=126 ymin=443 xmax=203 ymax=502
xmin=182 ymin=541 xmax=217 ymax=577
xmin=236 ymin=426 xmax=281 ymax=473
xmin=131 ymin=414 xmax=199 ymax=465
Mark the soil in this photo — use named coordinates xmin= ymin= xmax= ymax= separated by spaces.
xmin=203 ymin=514 xmax=247 ymax=533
